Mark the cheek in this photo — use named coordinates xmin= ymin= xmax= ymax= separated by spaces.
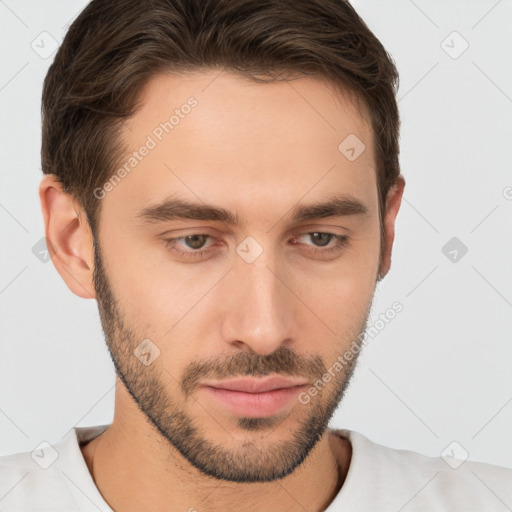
xmin=297 ymin=272 xmax=373 ymax=347
xmin=99 ymin=230 xmax=190 ymax=334
xmin=100 ymin=233 xmax=225 ymax=375
xmin=284 ymin=245 xmax=378 ymax=368
xmin=295 ymin=233 xmax=379 ymax=319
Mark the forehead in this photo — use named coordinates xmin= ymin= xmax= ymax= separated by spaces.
xmin=106 ymin=70 xmax=377 ymax=225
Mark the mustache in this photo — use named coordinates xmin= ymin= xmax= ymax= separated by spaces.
xmin=181 ymin=345 xmax=326 ymax=398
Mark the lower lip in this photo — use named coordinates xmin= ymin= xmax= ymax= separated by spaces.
xmin=201 ymin=385 xmax=307 ymax=417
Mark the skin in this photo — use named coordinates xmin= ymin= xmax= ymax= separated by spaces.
xmin=39 ymin=70 xmax=405 ymax=511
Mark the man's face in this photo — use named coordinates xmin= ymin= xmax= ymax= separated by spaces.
xmin=92 ymin=70 xmax=381 ymax=482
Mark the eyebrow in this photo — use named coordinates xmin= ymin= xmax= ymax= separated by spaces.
xmin=135 ymin=193 xmax=368 ymax=226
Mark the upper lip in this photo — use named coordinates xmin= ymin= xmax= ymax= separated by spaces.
xmin=202 ymin=376 xmax=309 ymax=393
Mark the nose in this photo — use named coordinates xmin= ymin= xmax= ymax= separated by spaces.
xmin=220 ymin=249 xmax=297 ymax=356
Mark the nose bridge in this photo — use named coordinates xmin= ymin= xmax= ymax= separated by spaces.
xmin=221 ymin=244 xmax=295 ymax=355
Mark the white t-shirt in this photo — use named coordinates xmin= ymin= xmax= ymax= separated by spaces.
xmin=1 ymin=424 xmax=510 ymax=511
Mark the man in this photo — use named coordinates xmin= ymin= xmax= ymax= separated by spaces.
xmin=1 ymin=0 xmax=510 ymax=510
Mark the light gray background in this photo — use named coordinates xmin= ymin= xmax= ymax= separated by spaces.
xmin=1 ymin=0 xmax=511 ymax=472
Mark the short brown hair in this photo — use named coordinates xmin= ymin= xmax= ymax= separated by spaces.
xmin=41 ymin=0 xmax=400 ymax=239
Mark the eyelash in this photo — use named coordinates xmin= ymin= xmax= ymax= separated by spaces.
xmin=163 ymin=232 xmax=349 ymax=259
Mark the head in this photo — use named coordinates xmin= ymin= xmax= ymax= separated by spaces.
xmin=39 ymin=0 xmax=404 ymax=483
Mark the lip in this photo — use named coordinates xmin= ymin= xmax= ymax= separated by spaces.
xmin=200 ymin=376 xmax=309 ymax=417
xmin=201 ymin=376 xmax=309 ymax=393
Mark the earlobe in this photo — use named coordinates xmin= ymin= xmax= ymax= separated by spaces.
xmin=377 ymin=174 xmax=405 ymax=280
xmin=38 ymin=174 xmax=96 ymax=299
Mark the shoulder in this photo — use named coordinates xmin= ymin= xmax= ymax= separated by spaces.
xmin=0 ymin=447 xmax=78 ymax=510
xmin=329 ymin=429 xmax=512 ymax=511
xmin=0 ymin=425 xmax=111 ymax=511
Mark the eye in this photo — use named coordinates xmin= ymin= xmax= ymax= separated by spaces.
xmin=291 ymin=232 xmax=349 ymax=255
xmin=164 ymin=234 xmax=216 ymax=259
xmin=163 ymin=231 xmax=349 ymax=260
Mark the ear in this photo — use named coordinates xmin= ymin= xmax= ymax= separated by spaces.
xmin=38 ymin=174 xmax=96 ymax=299
xmin=377 ymin=174 xmax=405 ymax=280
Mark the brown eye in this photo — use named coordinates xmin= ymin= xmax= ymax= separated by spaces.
xmin=164 ymin=234 xmax=216 ymax=259
xmin=292 ymin=232 xmax=349 ymax=256
xmin=309 ymin=232 xmax=335 ymax=247
xmin=182 ymin=234 xmax=209 ymax=250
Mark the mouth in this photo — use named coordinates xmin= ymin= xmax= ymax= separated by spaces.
xmin=199 ymin=376 xmax=309 ymax=417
